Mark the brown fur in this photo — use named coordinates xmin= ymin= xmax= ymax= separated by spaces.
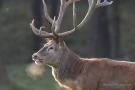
xmin=33 ymin=40 xmax=135 ymax=90
xmin=53 ymin=48 xmax=135 ymax=90
xmin=52 ymin=48 xmax=135 ymax=90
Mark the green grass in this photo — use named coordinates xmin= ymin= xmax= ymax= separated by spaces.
xmin=7 ymin=64 xmax=66 ymax=90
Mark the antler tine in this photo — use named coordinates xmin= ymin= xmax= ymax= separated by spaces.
xmin=55 ymin=0 xmax=80 ymax=33
xmin=54 ymin=0 xmax=66 ymax=33
xmin=31 ymin=0 xmax=113 ymax=38
xmin=66 ymin=0 xmax=80 ymax=6
xmin=30 ymin=20 xmax=55 ymax=38
xmin=51 ymin=16 xmax=59 ymax=39
xmin=30 ymin=0 xmax=81 ymax=39
xmin=73 ymin=1 xmax=77 ymax=31
xmin=42 ymin=0 xmax=53 ymax=23
xmin=54 ymin=0 xmax=96 ymax=36
xmin=78 ymin=0 xmax=113 ymax=29
xmin=56 ymin=0 xmax=113 ymax=37
xmin=77 ymin=0 xmax=96 ymax=29
xmin=96 ymin=0 xmax=113 ymax=8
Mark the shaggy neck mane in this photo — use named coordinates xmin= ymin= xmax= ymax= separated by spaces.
xmin=54 ymin=47 xmax=84 ymax=80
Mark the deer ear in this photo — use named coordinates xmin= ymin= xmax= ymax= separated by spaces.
xmin=45 ymin=38 xmax=54 ymax=42
xmin=58 ymin=38 xmax=65 ymax=49
xmin=45 ymin=38 xmax=51 ymax=42
xmin=45 ymin=38 xmax=59 ymax=44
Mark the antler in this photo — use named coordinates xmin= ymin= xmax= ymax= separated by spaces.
xmin=57 ymin=0 xmax=113 ymax=36
xmin=30 ymin=0 xmax=113 ymax=38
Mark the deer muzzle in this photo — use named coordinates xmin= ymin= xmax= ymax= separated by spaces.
xmin=32 ymin=53 xmax=44 ymax=64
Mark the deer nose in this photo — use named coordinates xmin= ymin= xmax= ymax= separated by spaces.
xmin=32 ymin=53 xmax=38 ymax=61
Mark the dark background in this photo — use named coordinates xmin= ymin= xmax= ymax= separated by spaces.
xmin=0 ymin=0 xmax=135 ymax=90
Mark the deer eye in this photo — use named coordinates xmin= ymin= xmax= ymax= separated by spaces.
xmin=48 ymin=47 xmax=54 ymax=51
xmin=50 ymin=47 xmax=54 ymax=49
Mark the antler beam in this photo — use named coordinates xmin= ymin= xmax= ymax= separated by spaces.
xmin=30 ymin=20 xmax=55 ymax=38
xmin=55 ymin=0 xmax=113 ymax=36
xmin=30 ymin=0 xmax=113 ymax=38
xmin=42 ymin=0 xmax=53 ymax=23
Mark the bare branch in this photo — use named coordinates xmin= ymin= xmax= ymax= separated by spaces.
xmin=42 ymin=0 xmax=53 ymax=23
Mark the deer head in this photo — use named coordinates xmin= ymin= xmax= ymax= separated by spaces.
xmin=32 ymin=38 xmax=67 ymax=66
xmin=30 ymin=0 xmax=113 ymax=66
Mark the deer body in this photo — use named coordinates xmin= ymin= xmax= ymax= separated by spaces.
xmin=52 ymin=50 xmax=135 ymax=90
xmin=30 ymin=0 xmax=135 ymax=90
xmin=32 ymin=40 xmax=135 ymax=90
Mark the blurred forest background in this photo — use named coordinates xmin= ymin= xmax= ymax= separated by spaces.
xmin=0 ymin=0 xmax=135 ymax=90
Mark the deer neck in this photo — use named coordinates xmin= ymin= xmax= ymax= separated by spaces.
xmin=53 ymin=47 xmax=84 ymax=80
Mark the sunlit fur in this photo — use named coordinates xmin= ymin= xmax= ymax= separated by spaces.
xmin=33 ymin=39 xmax=135 ymax=90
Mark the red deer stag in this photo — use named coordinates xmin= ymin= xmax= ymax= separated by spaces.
xmin=30 ymin=0 xmax=135 ymax=90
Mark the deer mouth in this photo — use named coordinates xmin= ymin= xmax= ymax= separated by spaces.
xmin=36 ymin=59 xmax=44 ymax=62
xmin=34 ymin=59 xmax=44 ymax=65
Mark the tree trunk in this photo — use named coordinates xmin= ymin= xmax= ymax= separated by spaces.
xmin=87 ymin=7 xmax=110 ymax=58
xmin=50 ymin=0 xmax=58 ymax=18
xmin=31 ymin=0 xmax=42 ymax=52
xmin=110 ymin=0 xmax=120 ymax=59
xmin=0 ymin=53 xmax=10 ymax=90
xmin=0 ymin=0 xmax=11 ymax=89
xmin=0 ymin=0 xmax=3 ymax=8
